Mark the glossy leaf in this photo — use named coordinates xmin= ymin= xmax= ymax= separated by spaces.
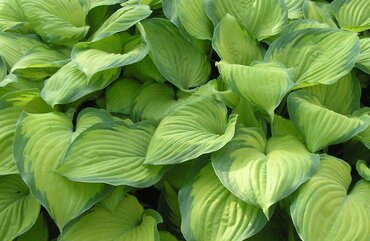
xmin=58 ymin=120 xmax=166 ymax=187
xmin=330 ymin=0 xmax=370 ymax=32
xmin=218 ymin=61 xmax=294 ymax=120
xmin=212 ymin=127 xmax=319 ymax=216
xmin=138 ymin=18 xmax=211 ymax=90
xmin=290 ymin=154 xmax=370 ymax=241
xmin=60 ymin=195 xmax=162 ymax=241
xmin=212 ymin=14 xmax=262 ymax=65
xmin=0 ymin=175 xmax=40 ymax=241
xmin=287 ymin=90 xmax=370 ymax=152
xmin=14 ymin=110 xmax=113 ymax=230
xmin=205 ymin=0 xmax=288 ymax=40
xmin=265 ymin=28 xmax=360 ymax=88
xmin=145 ymin=96 xmax=237 ymax=165
xmin=179 ymin=159 xmax=267 ymax=241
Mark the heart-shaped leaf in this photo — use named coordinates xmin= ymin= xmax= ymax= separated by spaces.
xmin=290 ymin=154 xmax=370 ymax=241
xmin=59 ymin=194 xmax=162 ymax=241
xmin=0 ymin=175 xmax=40 ymax=241
xmin=179 ymin=159 xmax=267 ymax=241
xmin=212 ymin=126 xmax=319 ymax=216
xmin=14 ymin=109 xmax=114 ymax=230
xmin=145 ymin=96 xmax=237 ymax=165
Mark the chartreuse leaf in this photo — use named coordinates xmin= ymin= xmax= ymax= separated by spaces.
xmin=10 ymin=45 xmax=69 ymax=80
xmin=16 ymin=213 xmax=48 ymax=241
xmin=0 ymin=74 xmax=39 ymax=97
xmin=330 ymin=0 xmax=370 ymax=32
xmin=58 ymin=120 xmax=166 ymax=187
xmin=272 ymin=115 xmax=303 ymax=141
xmin=0 ymin=0 xmax=29 ymax=33
xmin=212 ymin=126 xmax=319 ymax=217
xmin=145 ymin=96 xmax=237 ymax=165
xmin=212 ymin=14 xmax=262 ymax=65
xmin=0 ymin=56 xmax=6 ymax=79
xmin=204 ymin=0 xmax=287 ymax=40
xmin=0 ymin=175 xmax=40 ymax=241
xmin=303 ymin=0 xmax=337 ymax=28
xmin=159 ymin=231 xmax=178 ymax=241
xmin=356 ymin=160 xmax=370 ymax=181
xmin=138 ymin=18 xmax=211 ymax=90
xmin=179 ymin=159 xmax=267 ymax=241
xmin=265 ymin=28 xmax=360 ymax=88
xmin=285 ymin=0 xmax=305 ymax=19
xmin=90 ymin=4 xmax=152 ymax=42
xmin=287 ymin=90 xmax=370 ymax=152
xmin=304 ymin=73 xmax=361 ymax=115
xmin=13 ymin=110 xmax=114 ymax=230
xmin=356 ymin=38 xmax=370 ymax=74
xmin=72 ymin=35 xmax=149 ymax=79
xmin=87 ymin=0 xmax=125 ymax=10
xmin=131 ymin=82 xmax=181 ymax=123
xmin=106 ymin=78 xmax=142 ymax=114
xmin=59 ymin=194 xmax=162 ymax=241
xmin=0 ymin=32 xmax=44 ymax=67
xmin=20 ymin=0 xmax=89 ymax=46
xmin=0 ymin=90 xmax=52 ymax=175
xmin=99 ymin=186 xmax=131 ymax=213
xmin=290 ymin=154 xmax=370 ymax=241
xmin=218 ymin=61 xmax=294 ymax=120
xmin=176 ymin=0 xmax=213 ymax=40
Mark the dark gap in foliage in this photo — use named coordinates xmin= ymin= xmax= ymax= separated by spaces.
xmin=133 ymin=186 xmax=161 ymax=209
xmin=42 ymin=208 xmax=59 ymax=240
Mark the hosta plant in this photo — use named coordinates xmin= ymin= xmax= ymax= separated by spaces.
xmin=0 ymin=0 xmax=369 ymax=241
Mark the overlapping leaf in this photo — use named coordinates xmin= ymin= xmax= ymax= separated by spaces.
xmin=303 ymin=0 xmax=337 ymax=28
xmin=331 ymin=0 xmax=370 ymax=32
xmin=15 ymin=213 xmax=48 ymax=241
xmin=212 ymin=126 xmax=319 ymax=216
xmin=0 ymin=0 xmax=29 ymax=33
xmin=179 ymin=159 xmax=267 ymax=241
xmin=290 ymin=154 xmax=370 ymax=241
xmin=356 ymin=38 xmax=370 ymax=74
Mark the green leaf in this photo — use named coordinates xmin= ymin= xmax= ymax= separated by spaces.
xmin=303 ymin=0 xmax=337 ymax=28
xmin=356 ymin=160 xmax=370 ymax=181
xmin=205 ymin=0 xmax=288 ymax=40
xmin=285 ymin=0 xmax=305 ymax=19
xmin=10 ymin=45 xmax=70 ymax=81
xmin=330 ymin=0 xmax=370 ymax=32
xmin=0 ymin=90 xmax=52 ymax=175
xmin=138 ymin=18 xmax=211 ymax=90
xmin=287 ymin=90 xmax=370 ymax=152
xmin=20 ymin=0 xmax=89 ymax=46
xmin=14 ymin=110 xmax=113 ymax=230
xmin=290 ymin=154 xmax=370 ymax=241
xmin=177 ymin=0 xmax=213 ymax=40
xmin=90 ymin=4 xmax=152 ymax=42
xmin=145 ymin=96 xmax=237 ymax=165
xmin=218 ymin=61 xmax=294 ymax=120
xmin=159 ymin=231 xmax=178 ymax=241
xmin=58 ymin=120 xmax=166 ymax=187
xmin=87 ymin=0 xmax=125 ymax=10
xmin=60 ymin=195 xmax=162 ymax=241
xmin=0 ymin=74 xmax=39 ymax=97
xmin=304 ymin=73 xmax=361 ymax=115
xmin=124 ymin=55 xmax=165 ymax=83
xmin=0 ymin=32 xmax=44 ymax=67
xmin=212 ymin=14 xmax=262 ymax=65
xmin=179 ymin=159 xmax=267 ymax=241
xmin=0 ymin=175 xmax=40 ymax=241
xmin=41 ymin=61 xmax=120 ymax=106
xmin=99 ymin=186 xmax=131 ymax=212
xmin=212 ymin=126 xmax=319 ymax=216
xmin=356 ymin=38 xmax=370 ymax=74
xmin=272 ymin=115 xmax=303 ymax=141
xmin=16 ymin=213 xmax=48 ymax=241
xmin=232 ymin=98 xmax=266 ymax=130
xmin=265 ymin=28 xmax=360 ymax=88
xmin=72 ymin=35 xmax=149 ymax=79
xmin=106 ymin=78 xmax=142 ymax=114
xmin=0 ymin=0 xmax=29 ymax=33
xmin=0 ymin=56 xmax=6 ymax=80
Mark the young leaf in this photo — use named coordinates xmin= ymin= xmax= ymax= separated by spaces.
xmin=0 ymin=175 xmax=40 ymax=241
xmin=212 ymin=14 xmax=262 ymax=65
xmin=145 ymin=96 xmax=237 ymax=165
xmin=59 ymin=195 xmax=162 ymax=241
xmin=265 ymin=28 xmax=360 ymax=88
xmin=290 ymin=154 xmax=370 ymax=241
xmin=205 ymin=0 xmax=288 ymax=40
xmin=356 ymin=160 xmax=370 ymax=181
xmin=179 ymin=159 xmax=267 ymax=241
xmin=138 ymin=18 xmax=211 ymax=90
xmin=58 ymin=120 xmax=167 ymax=187
xmin=212 ymin=127 xmax=319 ymax=217
xmin=13 ymin=110 xmax=114 ymax=230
